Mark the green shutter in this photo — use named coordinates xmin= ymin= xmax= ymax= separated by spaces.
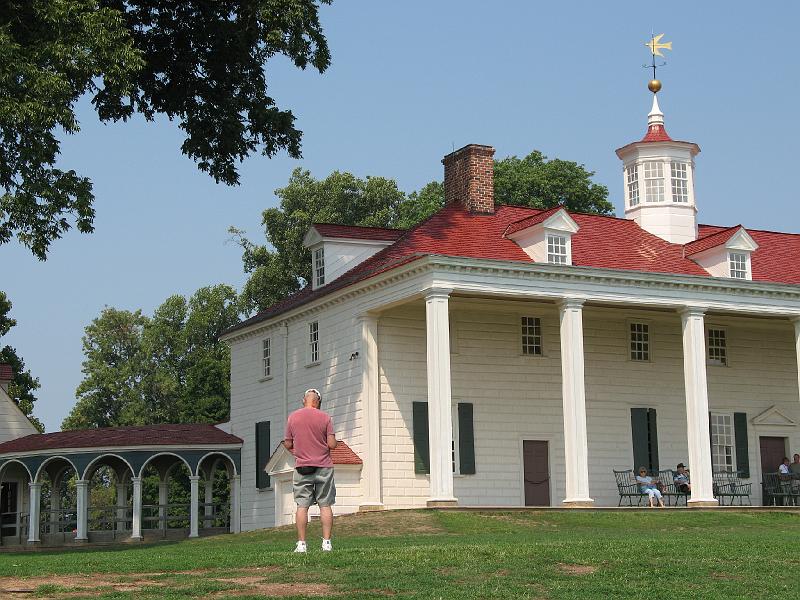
xmin=255 ymin=421 xmax=271 ymax=489
xmin=412 ymin=402 xmax=430 ymax=474
xmin=631 ymin=408 xmax=650 ymax=471
xmin=734 ymin=412 xmax=749 ymax=478
xmin=458 ymin=403 xmax=476 ymax=475
xmin=647 ymin=408 xmax=659 ymax=473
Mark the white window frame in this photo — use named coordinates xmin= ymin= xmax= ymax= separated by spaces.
xmin=710 ymin=412 xmax=736 ymax=472
xmin=728 ymin=251 xmax=748 ymax=280
xmin=644 ymin=161 xmax=664 ymax=203
xmin=314 ymin=247 xmax=325 ymax=287
xmin=628 ymin=322 xmax=651 ymax=362
xmin=261 ymin=337 xmax=272 ymax=379
xmin=707 ymin=327 xmax=728 ymax=366
xmin=670 ymin=162 xmax=689 ymax=203
xmin=626 ymin=164 xmax=640 ymax=207
xmin=521 ymin=316 xmax=543 ymax=356
xmin=307 ymin=321 xmax=320 ymax=366
xmin=546 ymin=233 xmax=569 ymax=265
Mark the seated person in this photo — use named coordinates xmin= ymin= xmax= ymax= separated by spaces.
xmin=779 ymin=457 xmax=791 ymax=477
xmin=636 ymin=467 xmax=665 ymax=508
xmin=673 ymin=462 xmax=691 ymax=493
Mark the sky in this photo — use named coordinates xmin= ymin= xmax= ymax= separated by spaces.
xmin=3 ymin=1 xmax=799 ymax=432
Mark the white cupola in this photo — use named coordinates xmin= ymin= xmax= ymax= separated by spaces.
xmin=615 ymin=87 xmax=701 ymax=244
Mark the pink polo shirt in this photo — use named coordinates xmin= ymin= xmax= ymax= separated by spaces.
xmin=284 ymin=407 xmax=334 ymax=468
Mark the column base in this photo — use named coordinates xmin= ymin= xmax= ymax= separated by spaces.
xmin=129 ymin=535 xmax=143 ymax=542
xmin=188 ymin=533 xmax=199 ymax=538
xmin=561 ymin=499 xmax=595 ymax=508
xmin=73 ymin=538 xmax=89 ymax=544
xmin=358 ymin=502 xmax=385 ymax=512
xmin=687 ymin=499 xmax=719 ymax=508
xmin=26 ymin=540 xmax=41 ymax=546
xmin=427 ymin=499 xmax=458 ymax=508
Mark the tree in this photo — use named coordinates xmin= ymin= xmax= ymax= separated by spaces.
xmin=0 ymin=291 xmax=43 ymax=431
xmin=1 ymin=0 xmax=331 ymax=260
xmin=234 ymin=168 xmax=407 ymax=313
xmin=235 ymin=150 xmax=612 ymax=313
xmin=63 ymin=284 xmax=241 ymax=430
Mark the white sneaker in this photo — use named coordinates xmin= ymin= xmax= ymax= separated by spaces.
xmin=293 ymin=541 xmax=307 ymax=553
xmin=321 ymin=539 xmax=332 ymax=552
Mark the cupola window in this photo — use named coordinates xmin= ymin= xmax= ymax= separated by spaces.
xmin=644 ymin=161 xmax=664 ymax=203
xmin=670 ymin=162 xmax=688 ymax=203
xmin=626 ymin=164 xmax=639 ymax=207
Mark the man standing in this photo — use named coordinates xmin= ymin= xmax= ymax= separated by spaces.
xmin=283 ymin=388 xmax=337 ymax=553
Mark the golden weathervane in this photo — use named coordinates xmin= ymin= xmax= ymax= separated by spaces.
xmin=644 ymin=33 xmax=672 ymax=93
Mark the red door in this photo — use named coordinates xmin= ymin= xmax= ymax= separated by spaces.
xmin=760 ymin=436 xmax=787 ymax=506
xmin=523 ymin=441 xmax=550 ymax=506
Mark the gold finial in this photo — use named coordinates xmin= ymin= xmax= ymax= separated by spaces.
xmin=644 ymin=33 xmax=672 ymax=93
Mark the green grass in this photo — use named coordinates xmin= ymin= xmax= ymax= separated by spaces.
xmin=2 ymin=510 xmax=800 ymax=599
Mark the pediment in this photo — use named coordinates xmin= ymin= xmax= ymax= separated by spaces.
xmin=302 ymin=227 xmax=323 ymax=248
xmin=725 ymin=228 xmax=758 ymax=252
xmin=542 ymin=209 xmax=579 ymax=234
xmin=752 ymin=405 xmax=797 ymax=427
xmin=265 ymin=444 xmax=296 ymax=475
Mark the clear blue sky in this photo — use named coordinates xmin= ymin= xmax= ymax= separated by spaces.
xmin=4 ymin=1 xmax=798 ymax=432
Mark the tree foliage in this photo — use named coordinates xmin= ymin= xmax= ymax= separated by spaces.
xmin=63 ymin=284 xmax=241 ymax=430
xmin=1 ymin=0 xmax=331 ymax=260
xmin=236 ymin=150 xmax=611 ymax=313
xmin=0 ymin=291 xmax=43 ymax=431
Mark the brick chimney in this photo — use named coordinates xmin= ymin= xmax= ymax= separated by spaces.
xmin=0 ymin=363 xmax=12 ymax=394
xmin=442 ymin=144 xmax=495 ymax=214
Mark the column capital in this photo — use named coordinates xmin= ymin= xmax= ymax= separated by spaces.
xmin=74 ymin=479 xmax=89 ymax=487
xmin=557 ymin=297 xmax=585 ymax=311
xmin=131 ymin=476 xmax=142 ymax=484
xmin=424 ymin=287 xmax=453 ymax=301
xmin=679 ymin=306 xmax=707 ymax=318
xmin=189 ymin=475 xmax=201 ymax=481
xmin=231 ymin=474 xmax=241 ymax=482
xmin=28 ymin=481 xmax=42 ymax=490
xmin=356 ymin=312 xmax=379 ymax=325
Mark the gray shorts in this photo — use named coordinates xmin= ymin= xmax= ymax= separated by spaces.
xmin=293 ymin=467 xmax=336 ymax=508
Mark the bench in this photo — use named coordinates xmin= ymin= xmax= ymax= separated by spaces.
xmin=658 ymin=469 xmax=689 ymax=506
xmin=763 ymin=473 xmax=797 ymax=506
xmin=613 ymin=469 xmax=644 ymax=507
xmin=714 ymin=471 xmax=752 ymax=506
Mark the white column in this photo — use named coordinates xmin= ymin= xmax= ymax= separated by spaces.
xmin=680 ymin=307 xmax=717 ymax=506
xmin=131 ymin=477 xmax=143 ymax=540
xmin=793 ymin=317 xmax=800 ymax=404
xmin=27 ymin=482 xmax=41 ymax=543
xmin=74 ymin=480 xmax=89 ymax=541
xmin=425 ymin=289 xmax=457 ymax=507
xmin=189 ymin=475 xmax=200 ymax=538
xmin=158 ymin=481 xmax=169 ymax=531
xmin=358 ymin=314 xmax=384 ymax=511
xmin=230 ymin=474 xmax=241 ymax=534
xmin=203 ymin=479 xmax=214 ymax=528
xmin=115 ymin=482 xmax=127 ymax=532
xmin=558 ymin=298 xmax=594 ymax=506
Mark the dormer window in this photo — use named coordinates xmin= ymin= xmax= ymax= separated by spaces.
xmin=547 ymin=233 xmax=568 ymax=265
xmin=626 ymin=164 xmax=639 ymax=207
xmin=644 ymin=161 xmax=664 ymax=203
xmin=314 ymin=247 xmax=325 ymax=287
xmin=729 ymin=252 xmax=748 ymax=279
xmin=671 ymin=162 xmax=688 ymax=203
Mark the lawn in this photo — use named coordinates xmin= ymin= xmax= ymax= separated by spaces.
xmin=1 ymin=509 xmax=799 ymax=599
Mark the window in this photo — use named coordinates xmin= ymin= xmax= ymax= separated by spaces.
xmin=729 ymin=252 xmax=747 ymax=279
xmin=707 ymin=328 xmax=727 ymax=366
xmin=644 ymin=161 xmax=664 ymax=203
xmin=626 ymin=164 xmax=640 ymax=207
xmin=521 ymin=316 xmax=542 ymax=356
xmin=546 ymin=234 xmax=568 ymax=265
xmin=671 ymin=162 xmax=688 ymax=203
xmin=262 ymin=338 xmax=271 ymax=378
xmin=308 ymin=321 xmax=319 ymax=364
xmin=630 ymin=323 xmax=650 ymax=361
xmin=710 ymin=413 xmax=735 ymax=472
xmin=314 ymin=247 xmax=325 ymax=287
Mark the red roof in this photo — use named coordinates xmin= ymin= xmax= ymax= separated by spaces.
xmin=0 ymin=364 xmax=12 ymax=382
xmin=503 ymin=206 xmax=562 ymax=236
xmin=642 ymin=123 xmax=673 ymax=142
xmin=225 ymin=204 xmax=799 ymax=335
xmin=313 ymin=223 xmax=405 ymax=242
xmin=684 ymin=225 xmax=742 ymax=256
xmin=331 ymin=441 xmax=362 ymax=465
xmin=0 ymin=424 xmax=242 ymax=454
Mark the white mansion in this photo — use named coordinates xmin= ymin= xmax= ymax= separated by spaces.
xmin=221 ymin=90 xmax=800 ymax=528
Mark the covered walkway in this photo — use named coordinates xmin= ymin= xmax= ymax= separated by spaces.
xmin=0 ymin=424 xmax=242 ymax=547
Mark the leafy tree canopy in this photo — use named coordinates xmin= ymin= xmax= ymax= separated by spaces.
xmin=63 ymin=284 xmax=241 ymax=430
xmin=235 ymin=150 xmax=611 ymax=313
xmin=0 ymin=291 xmax=43 ymax=431
xmin=1 ymin=0 xmax=331 ymax=260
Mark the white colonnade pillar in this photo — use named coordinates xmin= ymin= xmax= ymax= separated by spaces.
xmin=188 ymin=475 xmax=200 ymax=538
xmin=115 ymin=482 xmax=127 ymax=533
xmin=75 ymin=480 xmax=89 ymax=541
xmin=158 ymin=480 xmax=169 ymax=532
xmin=680 ymin=307 xmax=717 ymax=506
xmin=27 ymin=482 xmax=42 ymax=543
xmin=230 ymin=474 xmax=241 ymax=534
xmin=558 ymin=298 xmax=594 ymax=507
xmin=793 ymin=317 xmax=800 ymax=405
xmin=358 ymin=314 xmax=384 ymax=511
xmin=425 ymin=289 xmax=457 ymax=507
xmin=131 ymin=477 xmax=143 ymax=540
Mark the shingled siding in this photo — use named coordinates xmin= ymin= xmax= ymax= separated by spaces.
xmin=229 ymin=299 xmax=368 ymax=531
xmin=378 ymin=300 xmax=800 ymax=508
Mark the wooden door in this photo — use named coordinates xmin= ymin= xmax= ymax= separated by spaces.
xmin=760 ymin=437 xmax=786 ymax=476
xmin=523 ymin=441 xmax=550 ymax=506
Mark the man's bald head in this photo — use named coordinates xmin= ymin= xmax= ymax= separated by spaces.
xmin=303 ymin=388 xmax=321 ymax=407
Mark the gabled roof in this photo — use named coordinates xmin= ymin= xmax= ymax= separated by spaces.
xmin=684 ymin=225 xmax=743 ymax=256
xmin=0 ymin=424 xmax=243 ymax=454
xmin=311 ymin=223 xmax=405 ymax=242
xmin=503 ymin=206 xmax=562 ymax=236
xmin=265 ymin=441 xmax=362 ymax=474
